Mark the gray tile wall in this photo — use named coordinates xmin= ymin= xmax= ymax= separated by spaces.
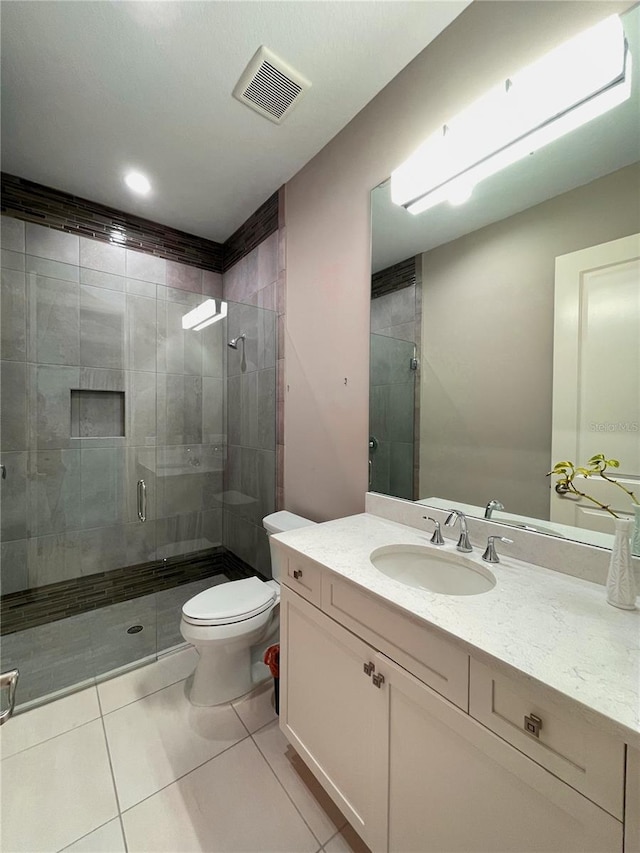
xmin=223 ymin=197 xmax=286 ymax=511
xmin=1 ymin=215 xmax=276 ymax=597
xmin=369 ymin=333 xmax=416 ymax=501
xmin=370 ymin=283 xmax=419 ymax=343
xmin=370 ymin=270 xmax=423 ymax=500
xmin=0 ymin=216 xmax=232 ymax=595
xmin=223 ymin=301 xmax=277 ymax=577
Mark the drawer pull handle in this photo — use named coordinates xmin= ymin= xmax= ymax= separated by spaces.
xmin=293 ymin=569 xmax=303 ymax=579
xmin=363 ymin=662 xmax=375 ymax=677
xmin=372 ymin=673 xmax=385 ymax=689
xmin=524 ymin=713 xmax=543 ymax=738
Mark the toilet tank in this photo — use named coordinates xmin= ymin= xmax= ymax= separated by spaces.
xmin=263 ymin=511 xmax=316 ymax=581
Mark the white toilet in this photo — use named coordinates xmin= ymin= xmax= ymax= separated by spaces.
xmin=180 ymin=511 xmax=315 ymax=706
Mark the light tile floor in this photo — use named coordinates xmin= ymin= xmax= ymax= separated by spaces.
xmin=0 ymin=647 xmax=370 ymax=853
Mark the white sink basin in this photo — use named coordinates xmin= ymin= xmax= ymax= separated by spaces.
xmin=370 ymin=545 xmax=496 ymax=596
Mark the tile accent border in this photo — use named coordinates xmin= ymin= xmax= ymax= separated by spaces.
xmin=1 ymin=173 xmax=280 ymax=274
xmin=1 ymin=173 xmax=223 ymax=272
xmin=372 ymin=256 xmax=416 ymax=299
xmin=0 ymin=547 xmax=258 ymax=636
xmin=223 ymin=191 xmax=278 ymax=272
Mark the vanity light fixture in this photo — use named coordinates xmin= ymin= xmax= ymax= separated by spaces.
xmin=391 ymin=15 xmax=631 ymax=215
xmin=124 ymin=170 xmax=151 ymax=195
xmin=182 ymin=299 xmax=228 ymax=331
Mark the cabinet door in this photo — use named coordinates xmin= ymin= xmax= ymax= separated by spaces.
xmin=280 ymin=586 xmax=387 ymax=850
xmin=627 ymin=747 xmax=640 ymax=853
xmin=380 ymin=656 xmax=623 ymax=853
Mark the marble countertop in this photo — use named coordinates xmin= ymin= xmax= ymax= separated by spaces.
xmin=273 ymin=513 xmax=640 ymax=746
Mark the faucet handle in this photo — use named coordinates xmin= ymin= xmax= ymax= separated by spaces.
xmin=482 ymin=535 xmax=513 ymax=564
xmin=423 ymin=516 xmax=444 ymax=546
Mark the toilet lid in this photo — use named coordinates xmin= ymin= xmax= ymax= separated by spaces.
xmin=182 ymin=577 xmax=277 ymax=625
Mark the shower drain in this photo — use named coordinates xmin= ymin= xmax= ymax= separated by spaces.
xmin=127 ymin=625 xmax=144 ymax=634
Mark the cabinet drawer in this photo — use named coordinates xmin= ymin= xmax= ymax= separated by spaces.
xmin=283 ymin=553 xmax=322 ymax=605
xmin=469 ymin=657 xmax=625 ymax=819
xmin=322 ymin=574 xmax=469 ymax=710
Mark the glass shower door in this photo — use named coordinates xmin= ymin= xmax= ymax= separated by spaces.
xmin=155 ymin=286 xmax=226 ymax=564
xmin=369 ymin=333 xmax=417 ymax=500
xmin=0 ymin=239 xmax=161 ymax=706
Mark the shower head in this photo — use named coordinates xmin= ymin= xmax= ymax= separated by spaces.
xmin=228 ymin=333 xmax=246 ymax=349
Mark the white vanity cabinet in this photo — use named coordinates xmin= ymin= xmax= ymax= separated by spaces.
xmin=279 ymin=562 xmax=627 ymax=853
xmin=381 ymin=653 xmax=623 ymax=853
xmin=280 ymin=583 xmax=388 ymax=848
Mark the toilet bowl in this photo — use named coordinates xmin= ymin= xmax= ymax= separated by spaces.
xmin=180 ymin=511 xmax=316 ymax=706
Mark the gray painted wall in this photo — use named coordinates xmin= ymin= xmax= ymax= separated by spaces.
xmin=419 ymin=162 xmax=640 ymax=518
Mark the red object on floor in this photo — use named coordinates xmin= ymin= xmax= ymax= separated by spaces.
xmin=263 ymin=644 xmax=280 ymax=677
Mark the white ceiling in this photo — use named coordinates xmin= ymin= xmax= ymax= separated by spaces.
xmin=371 ymin=4 xmax=640 ymax=272
xmin=0 ymin=0 xmax=469 ymax=243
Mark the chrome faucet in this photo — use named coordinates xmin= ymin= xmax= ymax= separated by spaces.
xmin=445 ymin=509 xmax=473 ymax=552
xmin=482 ymin=535 xmax=513 ymax=563
xmin=484 ymin=499 xmax=504 ymax=519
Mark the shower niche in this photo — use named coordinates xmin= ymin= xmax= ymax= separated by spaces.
xmin=70 ymin=389 xmax=126 ymax=438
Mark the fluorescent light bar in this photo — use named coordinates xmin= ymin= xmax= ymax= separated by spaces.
xmin=391 ymin=15 xmax=630 ymax=215
xmin=182 ymin=299 xmax=227 ymax=331
xmin=194 ymin=300 xmax=227 ymax=331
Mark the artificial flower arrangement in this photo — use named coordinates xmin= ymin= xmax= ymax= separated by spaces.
xmin=547 ymin=453 xmax=638 ymax=518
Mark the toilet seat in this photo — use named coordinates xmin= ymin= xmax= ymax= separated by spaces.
xmin=182 ymin=577 xmax=277 ymax=627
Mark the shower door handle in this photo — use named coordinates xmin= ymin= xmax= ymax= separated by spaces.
xmin=0 ymin=669 xmax=19 ymax=726
xmin=137 ymin=479 xmax=147 ymax=522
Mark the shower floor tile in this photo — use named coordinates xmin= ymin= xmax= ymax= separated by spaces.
xmin=0 ymin=647 xmax=369 ymax=853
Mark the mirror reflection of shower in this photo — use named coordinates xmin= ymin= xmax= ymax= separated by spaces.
xmin=228 ymin=333 xmax=247 ymax=371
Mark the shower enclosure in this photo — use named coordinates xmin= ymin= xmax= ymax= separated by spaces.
xmin=0 ymin=223 xmax=276 ymax=709
xmin=369 ymin=333 xmax=417 ymax=501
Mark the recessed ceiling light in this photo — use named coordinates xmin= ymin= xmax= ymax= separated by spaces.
xmin=124 ymin=171 xmax=151 ymax=195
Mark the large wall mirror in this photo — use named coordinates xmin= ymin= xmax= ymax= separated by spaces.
xmin=369 ymin=5 xmax=640 ymax=550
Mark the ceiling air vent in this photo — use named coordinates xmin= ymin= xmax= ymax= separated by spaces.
xmin=233 ymin=46 xmax=311 ymax=125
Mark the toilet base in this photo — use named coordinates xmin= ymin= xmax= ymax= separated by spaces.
xmin=184 ymin=621 xmax=278 ymax=707
xmin=188 ymin=642 xmax=256 ymax=706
